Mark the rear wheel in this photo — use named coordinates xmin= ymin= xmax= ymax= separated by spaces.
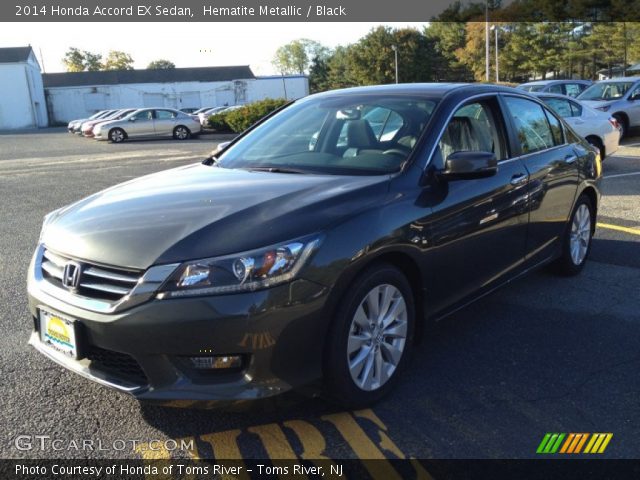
xmin=586 ymin=136 xmax=605 ymax=160
xmin=109 ymin=128 xmax=125 ymax=143
xmin=173 ymin=126 xmax=191 ymax=140
xmin=554 ymin=194 xmax=594 ymax=276
xmin=324 ymin=263 xmax=415 ymax=408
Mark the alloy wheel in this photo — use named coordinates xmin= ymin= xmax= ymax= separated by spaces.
xmin=347 ymin=284 xmax=408 ymax=391
xmin=569 ymin=203 xmax=591 ymax=265
xmin=110 ymin=129 xmax=124 ymax=143
xmin=175 ymin=127 xmax=188 ymax=140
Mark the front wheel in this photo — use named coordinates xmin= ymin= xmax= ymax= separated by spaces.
xmin=554 ymin=194 xmax=594 ymax=276
xmin=109 ymin=128 xmax=126 ymax=143
xmin=173 ymin=126 xmax=191 ymax=140
xmin=324 ymin=263 xmax=415 ymax=408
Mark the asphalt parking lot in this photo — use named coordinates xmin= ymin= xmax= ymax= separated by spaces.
xmin=1 ymin=129 xmax=639 ymax=463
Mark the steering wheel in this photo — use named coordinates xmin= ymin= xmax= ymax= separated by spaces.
xmin=382 ymin=148 xmax=408 ymax=157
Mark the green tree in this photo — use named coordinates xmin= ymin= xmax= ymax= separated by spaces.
xmin=103 ymin=50 xmax=134 ymax=71
xmin=272 ymin=39 xmax=329 ymax=74
xmin=308 ymin=55 xmax=330 ymax=93
xmin=345 ymin=26 xmax=434 ymax=85
xmin=83 ymin=51 xmax=103 ymax=71
xmin=62 ymin=47 xmax=85 ymax=72
xmin=424 ymin=22 xmax=472 ymax=80
xmin=147 ymin=59 xmax=176 ymax=69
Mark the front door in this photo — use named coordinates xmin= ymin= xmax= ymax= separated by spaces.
xmin=128 ymin=109 xmax=155 ymax=137
xmin=421 ymin=96 xmax=530 ymax=313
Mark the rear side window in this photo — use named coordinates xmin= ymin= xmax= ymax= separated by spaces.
xmin=504 ymin=97 xmax=555 ymax=154
xmin=155 ymin=110 xmax=176 ymax=120
xmin=547 ymin=84 xmax=563 ymax=94
xmin=564 ymin=83 xmax=584 ymax=97
xmin=542 ymin=98 xmax=573 ymax=118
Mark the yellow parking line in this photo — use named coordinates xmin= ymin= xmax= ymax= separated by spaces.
xmin=597 ymin=222 xmax=640 ymax=236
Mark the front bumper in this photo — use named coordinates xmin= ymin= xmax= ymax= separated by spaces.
xmin=27 ymin=254 xmax=331 ymax=401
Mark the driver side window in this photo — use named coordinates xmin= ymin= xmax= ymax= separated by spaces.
xmin=438 ymin=100 xmax=505 ymax=164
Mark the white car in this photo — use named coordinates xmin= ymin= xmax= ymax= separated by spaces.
xmin=198 ymin=106 xmax=231 ymax=127
xmin=536 ymin=93 xmax=620 ymax=159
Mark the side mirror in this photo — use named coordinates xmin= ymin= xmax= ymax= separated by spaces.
xmin=629 ymin=92 xmax=640 ymax=101
xmin=211 ymin=141 xmax=231 ymax=158
xmin=438 ymin=151 xmax=498 ymax=180
xmin=129 ymin=117 xmax=136 ymax=122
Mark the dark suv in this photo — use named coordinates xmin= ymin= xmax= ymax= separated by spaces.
xmin=28 ymin=84 xmax=601 ymax=407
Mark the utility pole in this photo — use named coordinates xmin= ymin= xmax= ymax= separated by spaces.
xmin=485 ymin=1 xmax=490 ymax=82
xmin=391 ymin=45 xmax=399 ymax=84
xmin=491 ymin=25 xmax=499 ymax=82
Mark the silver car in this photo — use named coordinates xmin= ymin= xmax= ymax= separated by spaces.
xmin=67 ymin=110 xmax=114 ymax=134
xmin=577 ymin=77 xmax=640 ymax=138
xmin=517 ymin=80 xmax=592 ymax=98
xmin=94 ymin=108 xmax=202 ymax=143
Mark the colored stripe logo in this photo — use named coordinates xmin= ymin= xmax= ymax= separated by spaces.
xmin=537 ymin=433 xmax=612 ymax=454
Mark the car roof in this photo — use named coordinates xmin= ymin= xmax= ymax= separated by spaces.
xmin=520 ymin=79 xmax=590 ymax=86
xmin=307 ymin=82 xmax=519 ymax=100
xmin=596 ymin=76 xmax=640 ymax=83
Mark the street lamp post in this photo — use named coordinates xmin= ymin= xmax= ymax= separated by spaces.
xmin=391 ymin=45 xmax=399 ymax=84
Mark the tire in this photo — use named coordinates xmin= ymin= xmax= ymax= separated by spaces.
xmin=173 ymin=126 xmax=191 ymax=140
xmin=613 ymin=113 xmax=628 ymax=139
xmin=324 ymin=263 xmax=415 ymax=408
xmin=553 ymin=194 xmax=594 ymax=276
xmin=109 ymin=128 xmax=126 ymax=143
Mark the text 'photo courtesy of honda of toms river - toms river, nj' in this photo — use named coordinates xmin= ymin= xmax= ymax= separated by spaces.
xmin=28 ymin=84 xmax=601 ymax=407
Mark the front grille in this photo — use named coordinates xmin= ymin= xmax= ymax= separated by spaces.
xmin=41 ymin=248 xmax=142 ymax=302
xmin=86 ymin=345 xmax=148 ymax=386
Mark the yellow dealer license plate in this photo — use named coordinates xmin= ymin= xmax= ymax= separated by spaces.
xmin=40 ymin=310 xmax=78 ymax=359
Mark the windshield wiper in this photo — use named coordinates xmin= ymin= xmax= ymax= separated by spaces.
xmin=246 ymin=166 xmax=308 ymax=174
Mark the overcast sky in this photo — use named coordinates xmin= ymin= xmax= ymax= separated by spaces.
xmin=0 ymin=22 xmax=427 ymax=74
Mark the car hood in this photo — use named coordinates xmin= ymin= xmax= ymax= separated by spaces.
xmin=42 ymin=164 xmax=389 ymax=269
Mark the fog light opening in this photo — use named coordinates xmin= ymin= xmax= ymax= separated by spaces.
xmin=189 ymin=355 xmax=243 ymax=370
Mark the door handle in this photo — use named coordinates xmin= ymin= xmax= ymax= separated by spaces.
xmin=510 ymin=173 xmax=528 ymax=185
xmin=565 ymin=154 xmax=578 ymax=164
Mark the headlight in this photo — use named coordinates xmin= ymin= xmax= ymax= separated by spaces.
xmin=595 ymin=105 xmax=611 ymax=112
xmin=157 ymin=235 xmax=321 ymax=298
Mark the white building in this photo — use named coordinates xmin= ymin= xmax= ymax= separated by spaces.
xmin=43 ymin=67 xmax=308 ymax=123
xmin=0 ymin=46 xmax=48 ymax=129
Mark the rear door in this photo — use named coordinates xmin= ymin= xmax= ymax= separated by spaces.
xmin=153 ymin=109 xmax=178 ymax=136
xmin=501 ymin=95 xmax=580 ymax=265
xmin=424 ymin=96 xmax=530 ymax=312
xmin=626 ymin=82 xmax=640 ymax=127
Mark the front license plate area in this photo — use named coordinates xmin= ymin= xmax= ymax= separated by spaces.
xmin=39 ymin=309 xmax=78 ymax=359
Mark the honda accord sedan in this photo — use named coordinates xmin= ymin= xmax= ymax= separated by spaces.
xmin=93 ymin=107 xmax=202 ymax=142
xmin=28 ymin=84 xmax=601 ymax=407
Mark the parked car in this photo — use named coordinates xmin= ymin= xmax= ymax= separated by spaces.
xmin=517 ymin=80 xmax=592 ymax=97
xmin=93 ymin=108 xmax=202 ymax=143
xmin=67 ymin=110 xmax=113 ymax=134
xmin=80 ymin=109 xmax=136 ymax=138
xmin=192 ymin=107 xmax=215 ymax=115
xmin=535 ymin=93 xmax=620 ymax=159
xmin=198 ymin=106 xmax=229 ymax=127
xmin=180 ymin=108 xmax=200 ymax=114
xmin=28 ymin=84 xmax=601 ymax=406
xmin=577 ymin=77 xmax=640 ymax=138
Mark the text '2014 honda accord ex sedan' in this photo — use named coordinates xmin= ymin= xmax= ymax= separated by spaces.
xmin=28 ymin=84 xmax=601 ymax=407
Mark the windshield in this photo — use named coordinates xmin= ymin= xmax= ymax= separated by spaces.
xmin=217 ymin=94 xmax=437 ymax=175
xmin=518 ymin=85 xmax=545 ymax=92
xmin=579 ymin=81 xmax=635 ymax=101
